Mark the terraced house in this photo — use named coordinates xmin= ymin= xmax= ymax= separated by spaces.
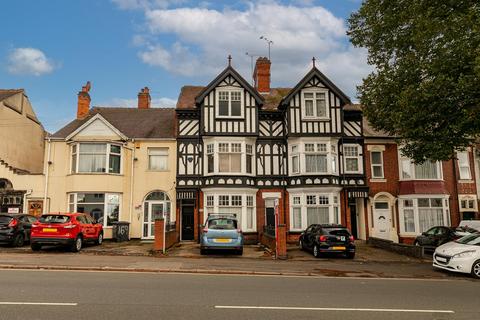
xmin=175 ymin=57 xmax=368 ymax=243
xmin=47 ymin=84 xmax=177 ymax=239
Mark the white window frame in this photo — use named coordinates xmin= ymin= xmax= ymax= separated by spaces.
xmin=203 ymin=138 xmax=255 ymax=176
xmin=216 ymin=88 xmax=244 ymax=119
xmin=370 ymin=150 xmax=384 ymax=179
xmin=203 ymin=191 xmax=257 ymax=232
xmin=288 ymin=138 xmax=338 ymax=176
xmin=288 ymin=191 xmax=340 ymax=231
xmin=398 ymin=196 xmax=450 ymax=236
xmin=301 ymin=89 xmax=330 ymax=120
xmin=459 ymin=195 xmax=478 ymax=212
xmin=457 ymin=151 xmax=472 ymax=180
xmin=148 ymin=147 xmax=169 ymax=171
xmin=399 ymin=157 xmax=442 ymax=181
xmin=68 ymin=192 xmax=121 ymax=228
xmin=343 ymin=144 xmax=363 ymax=174
xmin=70 ymin=142 xmax=123 ymax=175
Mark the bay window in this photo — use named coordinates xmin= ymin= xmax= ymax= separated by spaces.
xmin=399 ymin=197 xmax=449 ymax=235
xmin=204 ymin=193 xmax=256 ymax=232
xmin=204 ymin=140 xmax=254 ymax=175
xmin=302 ymin=91 xmax=328 ymax=119
xmin=289 ymin=192 xmax=340 ymax=231
xmin=217 ymin=90 xmax=242 ymax=118
xmin=289 ymin=140 xmax=338 ymax=175
xmin=401 ymin=158 xmax=441 ymax=180
xmin=68 ymin=193 xmax=120 ymax=227
xmin=71 ymin=143 xmax=122 ymax=174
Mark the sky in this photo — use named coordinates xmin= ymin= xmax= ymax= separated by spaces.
xmin=0 ymin=0 xmax=368 ymax=133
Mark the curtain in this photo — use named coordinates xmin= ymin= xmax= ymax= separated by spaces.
xmin=415 ymin=161 xmax=438 ymax=179
xmin=403 ymin=209 xmax=415 ymax=232
xmin=306 ymin=155 xmax=327 ymax=173
xmin=149 ymin=155 xmax=167 ymax=170
xmin=292 ymin=207 xmax=302 ymax=229
xmin=79 ymin=154 xmax=106 ymax=172
xmin=418 ymin=208 xmax=444 ymax=232
xmin=307 ymin=207 xmax=329 ymax=225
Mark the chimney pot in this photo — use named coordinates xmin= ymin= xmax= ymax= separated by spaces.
xmin=138 ymin=86 xmax=151 ymax=109
xmin=253 ymin=57 xmax=271 ymax=94
xmin=77 ymin=81 xmax=91 ymax=119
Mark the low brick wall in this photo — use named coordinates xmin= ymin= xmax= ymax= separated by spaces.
xmin=368 ymin=237 xmax=424 ymax=258
xmin=165 ymin=230 xmax=178 ymax=250
xmin=260 ymin=233 xmax=276 ymax=251
xmin=259 ymin=225 xmax=287 ymax=259
xmin=154 ymin=219 xmax=179 ymax=252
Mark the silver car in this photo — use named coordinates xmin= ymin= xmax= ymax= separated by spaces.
xmin=200 ymin=214 xmax=244 ymax=255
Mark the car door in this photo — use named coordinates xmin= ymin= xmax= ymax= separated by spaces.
xmin=303 ymin=226 xmax=314 ymax=249
xmin=421 ymin=227 xmax=437 ymax=247
xmin=434 ymin=227 xmax=450 ymax=246
xmin=85 ymin=215 xmax=100 ymax=238
xmin=76 ymin=215 xmax=90 ymax=239
xmin=19 ymin=216 xmax=32 ymax=240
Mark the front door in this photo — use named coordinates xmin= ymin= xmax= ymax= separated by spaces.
xmin=181 ymin=206 xmax=194 ymax=240
xmin=349 ymin=203 xmax=358 ymax=239
xmin=265 ymin=207 xmax=275 ymax=227
xmin=373 ymin=202 xmax=391 ymax=240
xmin=143 ymin=202 xmax=164 ymax=239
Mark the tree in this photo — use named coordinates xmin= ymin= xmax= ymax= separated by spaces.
xmin=348 ymin=0 xmax=480 ymax=162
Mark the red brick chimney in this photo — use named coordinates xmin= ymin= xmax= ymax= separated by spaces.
xmin=253 ymin=57 xmax=271 ymax=94
xmin=138 ymin=87 xmax=151 ymax=109
xmin=77 ymin=81 xmax=91 ymax=119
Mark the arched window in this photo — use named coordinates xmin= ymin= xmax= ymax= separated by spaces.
xmin=0 ymin=179 xmax=13 ymax=190
xmin=145 ymin=191 xmax=170 ymax=202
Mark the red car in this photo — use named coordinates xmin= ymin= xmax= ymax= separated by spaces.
xmin=30 ymin=213 xmax=103 ymax=252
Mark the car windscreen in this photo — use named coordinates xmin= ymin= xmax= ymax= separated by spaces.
xmin=0 ymin=216 xmax=13 ymax=224
xmin=208 ymin=218 xmax=237 ymax=230
xmin=455 ymin=234 xmax=480 ymax=246
xmin=456 ymin=226 xmax=479 ymax=234
xmin=324 ymin=228 xmax=351 ymax=236
xmin=39 ymin=215 xmax=70 ymax=224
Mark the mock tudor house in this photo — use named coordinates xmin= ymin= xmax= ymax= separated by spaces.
xmin=364 ymin=119 xmax=478 ymax=244
xmin=175 ymin=57 xmax=368 ymax=243
xmin=47 ymin=84 xmax=177 ymax=239
xmin=0 ymin=89 xmax=46 ymax=216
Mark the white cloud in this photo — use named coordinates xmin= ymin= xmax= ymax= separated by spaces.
xmin=103 ymin=97 xmax=177 ymax=108
xmin=122 ymin=1 xmax=371 ymax=99
xmin=7 ymin=48 xmax=56 ymax=76
xmin=111 ymin=0 xmax=186 ymax=10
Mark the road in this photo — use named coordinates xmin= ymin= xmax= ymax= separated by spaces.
xmin=0 ymin=270 xmax=477 ymax=320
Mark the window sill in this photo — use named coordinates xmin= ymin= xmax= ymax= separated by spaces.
xmin=68 ymin=173 xmax=124 ymax=177
xmin=302 ymin=117 xmax=330 ymax=122
xmin=399 ymin=179 xmax=443 ymax=182
xmin=458 ymin=179 xmax=474 ymax=183
xmin=370 ymin=178 xmax=386 ymax=183
xmin=215 ymin=116 xmax=244 ymax=120
xmin=146 ymin=170 xmax=170 ymax=173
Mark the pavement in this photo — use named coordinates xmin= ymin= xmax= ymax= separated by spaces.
xmin=0 ymin=270 xmax=478 ymax=320
xmin=0 ymin=240 xmax=472 ymax=280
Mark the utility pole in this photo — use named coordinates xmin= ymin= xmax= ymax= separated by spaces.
xmin=245 ymin=52 xmax=260 ymax=86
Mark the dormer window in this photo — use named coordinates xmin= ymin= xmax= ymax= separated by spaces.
xmin=217 ymin=90 xmax=242 ymax=118
xmin=302 ymin=90 xmax=328 ymax=120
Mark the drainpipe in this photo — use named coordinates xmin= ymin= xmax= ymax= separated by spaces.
xmin=23 ymin=189 xmax=33 ymax=214
xmin=452 ymin=155 xmax=459 ymax=226
xmin=43 ymin=138 xmax=52 ymax=214
xmin=123 ymin=140 xmax=135 ymax=239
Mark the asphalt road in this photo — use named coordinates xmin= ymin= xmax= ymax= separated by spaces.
xmin=0 ymin=270 xmax=478 ymax=320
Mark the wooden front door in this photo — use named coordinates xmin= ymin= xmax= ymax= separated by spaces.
xmin=181 ymin=206 xmax=194 ymax=240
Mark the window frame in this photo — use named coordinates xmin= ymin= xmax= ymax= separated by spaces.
xmin=289 ymin=140 xmax=338 ymax=176
xmin=203 ymin=139 xmax=255 ymax=176
xmin=301 ymin=89 xmax=330 ymax=120
xmin=148 ymin=147 xmax=169 ymax=171
xmin=216 ymin=88 xmax=244 ymax=119
xmin=457 ymin=151 xmax=472 ymax=180
xmin=343 ymin=144 xmax=363 ymax=174
xmin=204 ymin=193 xmax=257 ymax=232
xmin=370 ymin=150 xmax=384 ymax=179
xmin=399 ymin=158 xmax=442 ymax=181
xmin=68 ymin=192 xmax=121 ymax=228
xmin=71 ymin=142 xmax=123 ymax=175
xmin=398 ymin=196 xmax=450 ymax=236
xmin=289 ymin=192 xmax=340 ymax=231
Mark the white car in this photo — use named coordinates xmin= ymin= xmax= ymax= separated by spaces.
xmin=433 ymin=233 xmax=480 ymax=279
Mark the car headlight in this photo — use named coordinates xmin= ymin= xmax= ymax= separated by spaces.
xmin=452 ymin=250 xmax=475 ymax=258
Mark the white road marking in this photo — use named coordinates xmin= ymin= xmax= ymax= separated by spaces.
xmin=0 ymin=302 xmax=77 ymax=306
xmin=214 ymin=306 xmax=455 ymax=314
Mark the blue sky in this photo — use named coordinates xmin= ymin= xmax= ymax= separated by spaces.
xmin=0 ymin=0 xmax=366 ymax=132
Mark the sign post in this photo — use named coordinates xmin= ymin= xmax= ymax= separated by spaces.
xmin=163 ymin=213 xmax=166 ymax=255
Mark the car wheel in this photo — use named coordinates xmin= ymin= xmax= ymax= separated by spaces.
xmin=12 ymin=233 xmax=25 ymax=247
xmin=472 ymin=260 xmax=480 ymax=279
xmin=237 ymin=249 xmax=243 ymax=255
xmin=95 ymin=232 xmax=103 ymax=245
xmin=200 ymin=249 xmax=207 ymax=255
xmin=71 ymin=235 xmax=83 ymax=252
xmin=299 ymin=239 xmax=304 ymax=251
xmin=346 ymin=252 xmax=355 ymax=259
xmin=31 ymin=243 xmax=41 ymax=251
xmin=313 ymin=245 xmax=321 ymax=258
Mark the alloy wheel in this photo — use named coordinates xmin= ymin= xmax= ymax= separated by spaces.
xmin=473 ymin=261 xmax=480 ymax=279
xmin=75 ymin=237 xmax=82 ymax=251
xmin=313 ymin=245 xmax=320 ymax=258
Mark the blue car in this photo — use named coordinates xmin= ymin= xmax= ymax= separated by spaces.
xmin=200 ymin=214 xmax=243 ymax=255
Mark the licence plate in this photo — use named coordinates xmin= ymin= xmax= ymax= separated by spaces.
xmin=436 ymin=256 xmax=447 ymax=262
xmin=214 ymin=238 xmax=231 ymax=243
xmin=42 ymin=228 xmax=57 ymax=232
xmin=332 ymin=246 xmax=346 ymax=250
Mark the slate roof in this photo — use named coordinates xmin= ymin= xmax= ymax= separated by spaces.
xmin=362 ymin=117 xmax=393 ymax=138
xmin=52 ymin=107 xmax=176 ymax=139
xmin=0 ymin=89 xmax=23 ymax=101
xmin=176 ymin=85 xmax=291 ymax=111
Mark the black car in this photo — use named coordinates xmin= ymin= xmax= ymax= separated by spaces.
xmin=413 ymin=226 xmax=460 ymax=251
xmin=0 ymin=214 xmax=38 ymax=247
xmin=299 ymin=224 xmax=356 ymax=259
